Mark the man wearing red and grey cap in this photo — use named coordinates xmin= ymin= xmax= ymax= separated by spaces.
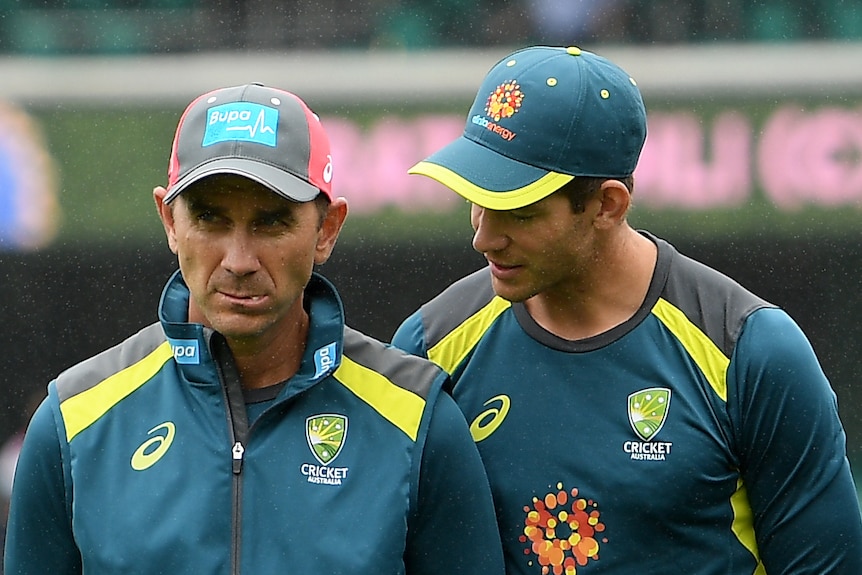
xmin=4 ymin=83 xmax=505 ymax=575
xmin=393 ymin=46 xmax=862 ymax=574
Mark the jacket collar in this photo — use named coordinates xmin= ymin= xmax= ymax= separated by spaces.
xmin=157 ymin=270 xmax=345 ymax=390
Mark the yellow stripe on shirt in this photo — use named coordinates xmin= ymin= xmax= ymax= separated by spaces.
xmin=427 ymin=296 xmax=511 ymax=374
xmin=651 ymin=298 xmax=730 ymax=402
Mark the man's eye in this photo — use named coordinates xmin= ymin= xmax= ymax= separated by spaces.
xmin=255 ymin=215 xmax=293 ymax=230
xmin=195 ymin=210 xmax=218 ymax=223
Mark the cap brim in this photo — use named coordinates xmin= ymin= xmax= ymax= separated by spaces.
xmin=165 ymin=158 xmax=320 ymax=203
xmin=408 ymin=135 xmax=573 ymax=210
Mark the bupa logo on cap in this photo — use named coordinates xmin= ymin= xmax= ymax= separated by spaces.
xmin=203 ymin=103 xmax=278 ymax=148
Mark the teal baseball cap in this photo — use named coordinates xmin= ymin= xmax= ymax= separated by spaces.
xmin=409 ymin=46 xmax=647 ymax=210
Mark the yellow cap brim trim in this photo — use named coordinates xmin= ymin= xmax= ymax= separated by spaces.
xmin=408 ymin=161 xmax=574 ymax=210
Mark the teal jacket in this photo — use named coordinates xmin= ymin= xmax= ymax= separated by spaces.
xmin=5 ymin=271 xmax=504 ymax=575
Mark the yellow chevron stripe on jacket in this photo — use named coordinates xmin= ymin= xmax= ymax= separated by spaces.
xmin=60 ymin=342 xmax=174 ymax=442
xmin=334 ymin=355 xmax=426 ymax=441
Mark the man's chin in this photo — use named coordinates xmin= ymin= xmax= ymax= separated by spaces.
xmin=490 ymin=280 xmax=532 ymax=304
xmin=209 ymin=316 xmax=269 ymax=342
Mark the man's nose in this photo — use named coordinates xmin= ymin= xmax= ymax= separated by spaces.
xmin=221 ymin=231 xmax=260 ymax=276
xmin=471 ymin=206 xmax=508 ymax=253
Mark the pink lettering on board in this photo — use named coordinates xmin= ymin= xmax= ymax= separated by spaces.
xmin=325 ymin=115 xmax=463 ymax=214
xmin=323 ymin=106 xmax=862 ymax=215
xmin=635 ymin=111 xmax=752 ymax=209
xmin=758 ymin=105 xmax=862 ymax=209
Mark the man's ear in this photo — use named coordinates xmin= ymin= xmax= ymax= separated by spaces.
xmin=593 ymin=179 xmax=632 ymax=229
xmin=314 ymin=197 xmax=349 ymax=265
xmin=153 ymin=186 xmax=179 ymax=254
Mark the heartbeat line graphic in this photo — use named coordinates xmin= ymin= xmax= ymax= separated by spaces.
xmin=226 ymin=110 xmax=275 ymax=138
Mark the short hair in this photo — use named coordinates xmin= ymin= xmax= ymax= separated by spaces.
xmin=313 ymin=193 xmax=330 ymax=228
xmin=556 ymin=175 xmax=635 ymax=214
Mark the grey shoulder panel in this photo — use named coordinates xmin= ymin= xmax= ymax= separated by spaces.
xmin=420 ymin=267 xmax=495 ymax=349
xmin=342 ymin=326 xmax=442 ymax=400
xmin=55 ymin=323 xmax=167 ymax=403
xmin=661 ymin=244 xmax=776 ymax=356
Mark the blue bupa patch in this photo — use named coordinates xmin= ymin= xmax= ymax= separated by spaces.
xmin=168 ymin=338 xmax=200 ymax=365
xmin=203 ymin=103 xmax=278 ymax=147
xmin=313 ymin=342 xmax=338 ymax=379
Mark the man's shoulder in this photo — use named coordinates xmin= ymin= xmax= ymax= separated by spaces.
xmin=54 ymin=322 xmax=167 ymax=403
xmin=341 ymin=326 xmax=445 ymax=401
xmin=425 ymin=266 xmax=493 ymax=306
xmin=657 ymin=238 xmax=776 ymax=356
xmin=421 ymin=265 xmax=499 ymax=321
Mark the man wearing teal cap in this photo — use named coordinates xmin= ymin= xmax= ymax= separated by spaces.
xmin=393 ymin=46 xmax=862 ymax=574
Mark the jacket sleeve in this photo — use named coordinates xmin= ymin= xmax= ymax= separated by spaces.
xmin=4 ymin=389 xmax=82 ymax=575
xmin=404 ymin=386 xmax=505 ymax=575
xmin=390 ymin=310 xmax=429 ymax=359
xmin=729 ymin=308 xmax=862 ymax=573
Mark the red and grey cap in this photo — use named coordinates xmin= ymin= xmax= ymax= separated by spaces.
xmin=165 ymin=83 xmax=333 ymax=203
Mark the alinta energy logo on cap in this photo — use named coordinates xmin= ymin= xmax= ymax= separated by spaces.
xmin=471 ymin=80 xmax=524 ymax=144
xmin=486 ymin=81 xmax=524 ymax=122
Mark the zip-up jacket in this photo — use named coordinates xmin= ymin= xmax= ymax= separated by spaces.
xmin=4 ymin=270 xmax=505 ymax=575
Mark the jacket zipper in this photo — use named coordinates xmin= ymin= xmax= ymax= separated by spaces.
xmin=210 ymin=333 xmax=250 ymax=575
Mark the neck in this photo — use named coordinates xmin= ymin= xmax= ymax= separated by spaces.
xmin=525 ymin=229 xmax=657 ymax=340
xmin=227 ymin=309 xmax=310 ymax=390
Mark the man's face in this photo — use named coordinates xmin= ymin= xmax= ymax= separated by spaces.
xmin=470 ymin=191 xmax=598 ymax=304
xmin=156 ymin=175 xmax=341 ymax=347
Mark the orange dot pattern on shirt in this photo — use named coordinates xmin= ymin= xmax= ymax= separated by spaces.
xmin=519 ymin=486 xmax=606 ymax=575
xmin=485 ymin=82 xmax=523 ymax=122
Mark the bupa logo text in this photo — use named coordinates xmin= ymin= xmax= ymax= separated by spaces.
xmin=168 ymin=338 xmax=200 ymax=365
xmin=313 ymin=342 xmax=337 ymax=378
xmin=203 ymin=102 xmax=278 ymax=147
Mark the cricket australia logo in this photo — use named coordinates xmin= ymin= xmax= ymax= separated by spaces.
xmin=301 ymin=414 xmax=349 ymax=485
xmin=623 ymin=388 xmax=673 ymax=461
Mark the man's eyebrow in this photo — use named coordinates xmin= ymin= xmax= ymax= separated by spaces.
xmin=182 ymin=194 xmax=217 ymax=212
xmin=257 ymin=205 xmax=298 ymax=220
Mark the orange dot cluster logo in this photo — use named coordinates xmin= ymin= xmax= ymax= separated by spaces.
xmin=520 ymin=484 xmax=606 ymax=575
xmin=470 ymin=81 xmax=523 ymax=142
xmin=485 ymin=81 xmax=524 ymax=121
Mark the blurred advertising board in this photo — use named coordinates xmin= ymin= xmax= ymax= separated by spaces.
xmin=1 ymin=44 xmax=861 ymax=248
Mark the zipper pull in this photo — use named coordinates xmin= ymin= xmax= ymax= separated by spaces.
xmin=232 ymin=441 xmax=245 ymax=474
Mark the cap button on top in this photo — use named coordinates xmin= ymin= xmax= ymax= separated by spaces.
xmin=566 ymin=46 xmax=581 ymax=56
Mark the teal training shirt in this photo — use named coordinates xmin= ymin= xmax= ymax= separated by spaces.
xmin=392 ymin=233 xmax=862 ymax=575
xmin=5 ymin=271 xmax=505 ymax=575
